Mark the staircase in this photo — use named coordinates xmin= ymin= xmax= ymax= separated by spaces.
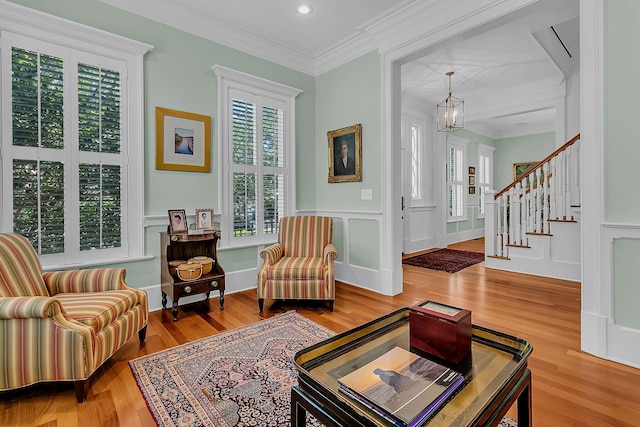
xmin=484 ymin=134 xmax=581 ymax=282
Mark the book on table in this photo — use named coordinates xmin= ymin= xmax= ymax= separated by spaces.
xmin=337 ymin=346 xmax=464 ymax=427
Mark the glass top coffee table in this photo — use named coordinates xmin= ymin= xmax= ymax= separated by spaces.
xmin=292 ymin=307 xmax=533 ymax=426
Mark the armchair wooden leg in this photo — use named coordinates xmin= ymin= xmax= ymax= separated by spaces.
xmin=138 ymin=325 xmax=147 ymax=343
xmin=258 ymin=298 xmax=264 ymax=312
xmin=328 ymin=301 xmax=334 ymax=312
xmin=74 ymin=379 xmax=90 ymax=403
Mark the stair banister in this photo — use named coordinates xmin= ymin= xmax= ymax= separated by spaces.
xmin=486 ymin=134 xmax=580 ymax=260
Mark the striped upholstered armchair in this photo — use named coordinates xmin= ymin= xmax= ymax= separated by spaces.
xmin=257 ymin=216 xmax=338 ymax=312
xmin=0 ymin=233 xmax=148 ymax=402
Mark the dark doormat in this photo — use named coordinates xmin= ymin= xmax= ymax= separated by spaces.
xmin=402 ymin=248 xmax=485 ymax=273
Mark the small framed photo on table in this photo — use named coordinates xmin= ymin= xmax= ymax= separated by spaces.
xmin=195 ymin=208 xmax=214 ymax=230
xmin=168 ymin=209 xmax=188 ymax=233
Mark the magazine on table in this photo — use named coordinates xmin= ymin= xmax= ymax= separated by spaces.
xmin=337 ymin=346 xmax=464 ymax=427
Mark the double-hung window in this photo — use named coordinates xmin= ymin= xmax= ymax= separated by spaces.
xmin=477 ymin=144 xmax=495 ymax=216
xmin=0 ymin=5 xmax=151 ymax=268
xmin=447 ymin=137 xmax=467 ymax=221
xmin=214 ymin=65 xmax=301 ymax=245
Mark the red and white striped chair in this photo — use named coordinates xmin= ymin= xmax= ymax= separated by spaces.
xmin=0 ymin=233 xmax=148 ymax=402
xmin=257 ymin=216 xmax=338 ymax=312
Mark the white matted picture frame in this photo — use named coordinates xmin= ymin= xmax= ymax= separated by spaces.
xmin=168 ymin=209 xmax=188 ymax=233
xmin=156 ymin=107 xmax=211 ymax=172
xmin=195 ymin=208 xmax=214 ymax=230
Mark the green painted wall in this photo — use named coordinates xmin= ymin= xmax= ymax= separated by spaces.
xmin=315 ymin=51 xmax=382 ymax=264
xmin=604 ymin=1 xmax=640 ymax=223
xmin=9 ymin=0 xmax=316 ymax=289
xmin=348 ymin=219 xmax=379 ymax=269
xmin=493 ymin=132 xmax=555 ymax=191
xmin=613 ymin=238 xmax=640 ymax=329
xmin=605 ymin=1 xmax=640 ymax=329
xmin=315 ymin=51 xmax=382 ymax=211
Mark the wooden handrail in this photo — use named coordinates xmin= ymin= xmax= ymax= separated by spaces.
xmin=495 ymin=133 xmax=580 ymax=198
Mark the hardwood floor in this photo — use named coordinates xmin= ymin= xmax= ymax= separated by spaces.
xmin=2 ymin=238 xmax=639 ymax=426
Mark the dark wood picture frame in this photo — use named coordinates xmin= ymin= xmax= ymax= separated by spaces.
xmin=328 ymin=123 xmax=362 ymax=183
xmin=468 ymin=166 xmax=475 ymax=175
xmin=168 ymin=209 xmax=188 ymax=233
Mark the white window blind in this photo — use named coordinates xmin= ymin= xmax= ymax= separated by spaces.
xmin=447 ymin=139 xmax=466 ymax=220
xmin=231 ymin=96 xmax=285 ymax=237
xmin=1 ymin=6 xmax=151 ymax=268
xmin=213 ymin=65 xmax=301 ymax=246
xmin=477 ymin=144 xmax=494 ymax=216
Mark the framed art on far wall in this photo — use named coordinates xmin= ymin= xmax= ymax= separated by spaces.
xmin=156 ymin=107 xmax=211 ymax=172
xmin=328 ymin=123 xmax=362 ymax=183
xmin=513 ymin=162 xmax=538 ymax=181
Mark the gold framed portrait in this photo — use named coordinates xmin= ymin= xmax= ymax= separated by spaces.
xmin=328 ymin=123 xmax=362 ymax=183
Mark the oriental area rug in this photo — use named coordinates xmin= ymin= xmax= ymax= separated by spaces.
xmin=402 ymin=248 xmax=485 ymax=273
xmin=130 ymin=310 xmax=517 ymax=427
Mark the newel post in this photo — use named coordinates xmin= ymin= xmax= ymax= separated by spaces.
xmin=484 ymin=190 xmax=498 ymax=257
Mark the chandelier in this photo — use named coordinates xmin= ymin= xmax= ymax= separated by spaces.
xmin=437 ymin=71 xmax=464 ymax=132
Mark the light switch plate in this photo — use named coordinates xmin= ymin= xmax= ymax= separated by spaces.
xmin=361 ymin=189 xmax=373 ymax=200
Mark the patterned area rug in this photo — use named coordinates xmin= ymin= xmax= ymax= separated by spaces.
xmin=131 ymin=310 xmax=517 ymax=427
xmin=402 ymin=248 xmax=485 ymax=273
xmin=129 ymin=311 xmax=334 ymax=426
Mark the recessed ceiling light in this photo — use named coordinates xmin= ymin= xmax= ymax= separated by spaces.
xmin=297 ymin=4 xmax=313 ymax=15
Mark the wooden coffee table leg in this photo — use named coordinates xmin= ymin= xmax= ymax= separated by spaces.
xmin=291 ymin=386 xmax=307 ymax=427
xmin=517 ymin=369 xmax=532 ymax=427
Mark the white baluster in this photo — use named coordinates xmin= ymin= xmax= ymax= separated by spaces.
xmin=549 ymin=156 xmax=557 ymax=220
xmin=543 ymin=161 xmax=550 ymax=233
xmin=565 ymin=146 xmax=573 ymax=219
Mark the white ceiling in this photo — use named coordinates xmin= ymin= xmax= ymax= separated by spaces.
xmin=99 ymin=0 xmax=579 ymax=139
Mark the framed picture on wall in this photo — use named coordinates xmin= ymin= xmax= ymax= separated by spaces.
xmin=469 ymin=166 xmax=475 ymax=175
xmin=513 ymin=162 xmax=538 ymax=181
xmin=469 ymin=175 xmax=475 ymax=186
xmin=156 ymin=107 xmax=211 ymax=172
xmin=328 ymin=123 xmax=362 ymax=183
xmin=469 ymin=186 xmax=476 ymax=195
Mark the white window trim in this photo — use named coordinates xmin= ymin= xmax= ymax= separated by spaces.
xmin=212 ymin=65 xmax=301 ymax=248
xmin=446 ymin=135 xmax=468 ymax=222
xmin=0 ymin=3 xmax=153 ymax=269
xmin=477 ymin=143 xmax=495 ymax=218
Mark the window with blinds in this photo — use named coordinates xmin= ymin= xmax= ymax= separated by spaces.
xmin=214 ymin=65 xmax=299 ymax=246
xmin=477 ymin=145 xmax=494 ymax=216
xmin=231 ymin=98 xmax=285 ymax=238
xmin=9 ymin=47 xmax=124 ymax=253
xmin=447 ymin=142 xmax=465 ymax=220
xmin=1 ymin=6 xmax=149 ymax=268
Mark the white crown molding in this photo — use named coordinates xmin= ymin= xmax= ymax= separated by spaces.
xmin=97 ymin=0 xmax=315 ymax=74
xmin=313 ymin=32 xmax=378 ymax=76
xmin=367 ymin=0 xmax=539 ymax=56
xmin=0 ymin=1 xmax=153 ymax=55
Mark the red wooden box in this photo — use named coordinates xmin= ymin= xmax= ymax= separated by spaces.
xmin=409 ymin=300 xmax=472 ymax=363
